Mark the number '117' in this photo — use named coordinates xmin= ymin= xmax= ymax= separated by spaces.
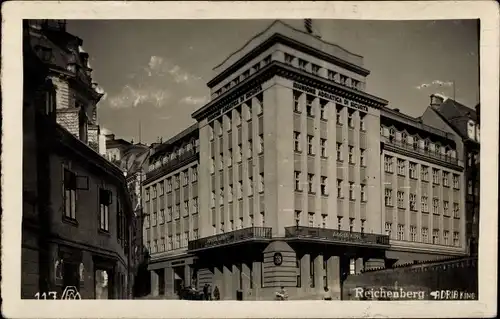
xmin=34 ymin=292 xmax=57 ymax=299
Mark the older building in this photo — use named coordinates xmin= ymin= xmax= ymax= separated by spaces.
xmin=22 ymin=19 xmax=134 ymax=299
xmin=380 ymin=107 xmax=466 ymax=265
xmin=142 ymin=124 xmax=200 ymax=298
xmin=145 ymin=20 xmax=470 ymax=300
xmin=421 ymin=94 xmax=480 ymax=256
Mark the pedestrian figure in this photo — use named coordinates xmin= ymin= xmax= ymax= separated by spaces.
xmin=213 ymin=286 xmax=220 ymax=300
xmin=203 ymin=284 xmax=209 ymax=300
xmin=275 ymin=286 xmax=288 ymax=300
xmin=207 ymin=284 xmax=213 ymax=300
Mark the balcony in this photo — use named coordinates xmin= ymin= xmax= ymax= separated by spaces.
xmin=145 ymin=148 xmax=198 ymax=183
xmin=382 ymin=136 xmax=460 ymax=167
xmin=284 ymin=226 xmax=390 ymax=248
xmin=188 ymin=227 xmax=272 ymax=251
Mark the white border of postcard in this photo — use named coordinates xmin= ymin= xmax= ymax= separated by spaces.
xmin=2 ymin=1 xmax=499 ymax=318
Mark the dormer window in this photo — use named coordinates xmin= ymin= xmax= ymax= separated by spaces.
xmin=253 ymin=63 xmax=261 ymax=72
xmin=311 ymin=64 xmax=320 ymax=75
xmin=389 ymin=128 xmax=395 ymax=140
xmin=285 ymin=53 xmax=295 ymax=65
xmin=263 ymin=55 xmax=272 ymax=65
xmin=242 ymin=70 xmax=250 ymax=79
xmin=298 ymin=59 xmax=308 ymax=70
xmin=401 ymin=132 xmax=408 ymax=144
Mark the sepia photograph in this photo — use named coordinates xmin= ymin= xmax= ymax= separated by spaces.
xmin=2 ymin=1 xmax=498 ymax=318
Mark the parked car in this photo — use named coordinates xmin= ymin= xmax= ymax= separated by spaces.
xmin=178 ymin=286 xmax=204 ymax=300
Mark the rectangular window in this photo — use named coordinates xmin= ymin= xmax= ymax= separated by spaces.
xmin=320 ymin=100 xmax=327 ymax=120
xmin=422 ymin=227 xmax=428 ymax=243
xmin=237 ymin=181 xmax=243 ymax=199
xmin=159 ymin=209 xmax=165 ymax=224
xmin=258 ymin=173 xmax=264 ymax=193
xmin=421 ymin=166 xmax=429 ymax=181
xmin=337 ymin=216 xmax=342 ymax=230
xmin=228 ymin=149 xmax=233 ymax=167
xmin=453 ymin=202 xmax=459 ymax=218
xmin=152 ymin=185 xmax=157 ymax=198
xmin=384 ymin=188 xmax=393 ymax=206
xmin=183 ymin=200 xmax=189 ymax=215
xmin=99 ymin=188 xmax=111 ymax=231
xmin=193 ymin=197 xmax=199 ymax=213
xmin=160 ymin=237 xmax=165 ymax=252
xmin=336 ymin=143 xmax=342 ymax=161
xmin=349 ymin=182 xmax=355 ymax=200
xmin=293 ymin=91 xmax=301 ymax=113
xmin=432 ymin=198 xmax=439 ymax=214
xmin=307 ymin=135 xmax=314 ymax=155
xmin=167 ymin=236 xmax=173 ymax=250
xmin=385 ymin=222 xmax=392 ymax=236
xmin=397 ymin=159 xmax=406 ymax=176
xmin=219 ymin=153 xmax=224 ymax=170
xmin=336 ymin=106 xmax=342 ymax=124
xmin=443 ymin=201 xmax=449 ymax=215
xmin=307 ymin=174 xmax=314 ymax=193
xmin=453 ymin=174 xmax=459 ymax=189
xmin=237 ymin=144 xmax=242 ymax=162
xmin=175 ymin=204 xmax=180 ymax=219
xmin=145 ymin=189 xmax=150 ymax=201
xmin=384 ymin=155 xmax=393 ymax=173
xmin=63 ymin=169 xmax=77 ymax=220
xmin=294 ymin=132 xmax=301 ymax=152
xmin=421 ymin=196 xmax=428 ymax=212
xmin=397 ymin=224 xmax=405 ymax=240
xmin=298 ymin=58 xmax=308 ymax=70
xmin=432 ymin=229 xmax=439 ymax=244
xmin=311 ymin=64 xmax=320 ymax=75
xmin=183 ymin=171 xmax=189 ymax=186
xmin=349 ymin=218 xmax=354 ymax=232
xmin=153 ymin=240 xmax=157 ymax=253
xmin=322 ymin=214 xmax=327 ymax=228
xmin=360 ymin=184 xmax=367 ymax=202
xmin=443 ymin=172 xmax=450 ymax=187
xmin=320 ymin=138 xmax=327 ymax=157
xmin=337 ymin=179 xmax=343 ymax=198
xmin=248 ymin=177 xmax=253 ymax=195
xmin=167 ymin=207 xmax=173 ymax=221
xmin=397 ymin=191 xmax=405 ymax=209
xmin=306 ymin=95 xmax=314 ymax=117
xmin=348 ymin=146 xmax=354 ymax=164
xmin=247 ymin=140 xmax=253 ymax=158
xmin=183 ymin=231 xmax=189 ymax=248
xmin=348 ymin=110 xmax=354 ymax=128
xmin=409 ymin=193 xmax=417 ymax=211
xmin=219 ymin=188 xmax=224 ymax=205
xmin=175 ymin=234 xmax=180 ymax=249
xmin=432 ymin=169 xmax=440 ymax=184
xmin=159 ymin=182 xmax=165 ymax=195
xmin=359 ymin=113 xmax=366 ymax=131
xmin=308 ymin=213 xmax=314 ymax=227
xmin=409 ymin=162 xmax=417 ymax=179
xmin=145 ymin=215 xmax=150 ymax=228
xmin=294 ymin=171 xmax=301 ymax=191
xmin=258 ymin=135 xmax=264 ymax=154
xmin=410 ymin=226 xmax=417 ymax=242
xmin=152 ymin=212 xmax=157 ymax=227
xmin=320 ymin=176 xmax=328 ymax=196
xmin=360 ymin=149 xmax=366 ymax=166
xmin=285 ymin=53 xmax=295 ymax=64
xmin=453 ymin=232 xmax=460 ymax=246
xmin=443 ymin=230 xmax=450 ymax=245
xmin=174 ymin=175 xmax=180 ymax=189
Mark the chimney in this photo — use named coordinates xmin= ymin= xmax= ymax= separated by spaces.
xmin=430 ymin=94 xmax=445 ymax=108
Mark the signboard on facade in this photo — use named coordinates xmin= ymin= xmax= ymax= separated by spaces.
xmin=207 ymin=85 xmax=263 ymax=123
xmin=293 ymin=82 xmax=369 ymax=113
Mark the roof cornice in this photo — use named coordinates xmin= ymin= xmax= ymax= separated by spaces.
xmin=193 ymin=61 xmax=386 ymax=121
xmin=207 ymin=33 xmax=370 ymax=89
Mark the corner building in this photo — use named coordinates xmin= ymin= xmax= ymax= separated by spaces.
xmin=145 ymin=20 xmax=467 ymax=300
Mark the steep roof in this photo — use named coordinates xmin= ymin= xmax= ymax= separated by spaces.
xmin=431 ymin=98 xmax=478 ymax=141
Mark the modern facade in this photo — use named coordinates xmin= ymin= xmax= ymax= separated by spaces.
xmin=144 ymin=20 xmax=469 ymax=300
xmin=421 ymin=94 xmax=480 ymax=256
xmin=22 ymin=20 xmax=134 ymax=299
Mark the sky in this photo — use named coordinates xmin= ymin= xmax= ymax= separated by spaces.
xmin=66 ymin=19 xmax=479 ymax=145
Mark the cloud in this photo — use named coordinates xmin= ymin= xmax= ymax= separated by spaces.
xmin=106 ymin=55 xmax=203 ymax=109
xmin=416 ymin=80 xmax=454 ymax=90
xmin=180 ymin=96 xmax=208 ymax=106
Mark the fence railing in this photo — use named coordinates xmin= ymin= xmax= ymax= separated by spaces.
xmin=188 ymin=227 xmax=273 ymax=251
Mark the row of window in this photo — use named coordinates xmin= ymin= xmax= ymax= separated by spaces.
xmin=285 ymin=53 xmax=363 ymax=90
xmin=213 ymin=56 xmax=272 ymax=98
xmin=148 ymin=139 xmax=199 ymax=173
xmin=385 ymin=222 xmax=460 ymax=246
xmin=384 ymin=156 xmax=460 ymax=187
xmin=212 ymin=212 xmax=266 ymax=233
xmin=381 ymin=126 xmax=457 ymax=159
xmin=293 ymin=171 xmax=367 ymax=201
xmin=294 ymin=134 xmax=366 ymax=165
xmin=147 ymin=229 xmax=200 ymax=253
xmin=210 ymin=135 xmax=264 ymax=173
xmin=144 ymin=198 xmax=199 ymax=228
xmin=209 ymin=96 xmax=263 ymax=138
xmin=293 ymin=91 xmax=367 ymax=129
xmin=384 ymin=189 xmax=460 ymax=217
xmin=145 ymin=166 xmax=198 ymax=201
xmin=210 ymin=173 xmax=265 ymax=207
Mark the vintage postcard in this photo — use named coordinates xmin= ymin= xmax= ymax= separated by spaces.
xmin=1 ymin=1 xmax=498 ymax=318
